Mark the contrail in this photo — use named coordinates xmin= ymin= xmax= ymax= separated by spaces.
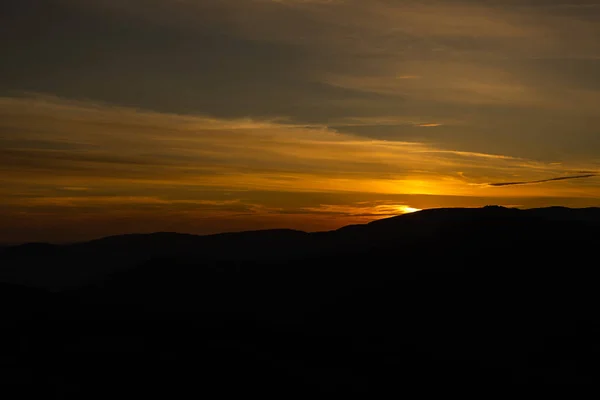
xmin=489 ymin=174 xmax=597 ymax=187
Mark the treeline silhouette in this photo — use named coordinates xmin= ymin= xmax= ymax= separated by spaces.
xmin=2 ymin=206 xmax=600 ymax=396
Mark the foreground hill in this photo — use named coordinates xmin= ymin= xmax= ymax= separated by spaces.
xmin=3 ymin=206 xmax=600 ymax=395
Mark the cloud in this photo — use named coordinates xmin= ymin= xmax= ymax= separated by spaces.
xmin=4 ymin=0 xmax=600 ymax=162
xmin=2 ymin=1 xmax=600 ymax=242
xmin=1 ymin=93 xmax=599 ymax=200
xmin=489 ymin=174 xmax=597 ymax=187
xmin=0 ymin=94 xmax=507 ymax=195
xmin=298 ymin=201 xmax=421 ymax=218
xmin=326 ymin=116 xmax=458 ymax=128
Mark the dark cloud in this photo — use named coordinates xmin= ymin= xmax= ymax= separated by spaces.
xmin=489 ymin=174 xmax=597 ymax=187
xmin=3 ymin=0 xmax=600 ymax=133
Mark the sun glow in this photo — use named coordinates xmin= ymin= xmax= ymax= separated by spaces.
xmin=395 ymin=205 xmax=422 ymax=214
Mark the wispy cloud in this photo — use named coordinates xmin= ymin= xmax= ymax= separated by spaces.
xmin=299 ymin=201 xmax=420 ymax=219
xmin=0 ymin=94 xmax=518 ymax=196
xmin=6 ymin=0 xmax=600 ymax=162
xmin=489 ymin=174 xmax=597 ymax=187
xmin=1 ymin=93 xmax=600 ymax=242
xmin=2 ymin=94 xmax=598 ymax=200
xmin=416 ymin=123 xmax=443 ymax=128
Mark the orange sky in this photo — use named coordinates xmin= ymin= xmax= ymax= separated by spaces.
xmin=2 ymin=1 xmax=600 ymax=243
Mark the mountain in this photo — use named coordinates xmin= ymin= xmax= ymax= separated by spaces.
xmin=5 ymin=205 xmax=600 ymax=289
xmin=4 ymin=206 xmax=600 ymax=289
xmin=3 ymin=206 xmax=600 ymax=395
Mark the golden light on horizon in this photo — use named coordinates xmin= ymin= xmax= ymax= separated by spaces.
xmin=2 ymin=93 xmax=600 ymax=244
xmin=395 ymin=205 xmax=422 ymax=214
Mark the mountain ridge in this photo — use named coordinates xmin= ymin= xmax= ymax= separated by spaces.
xmin=5 ymin=205 xmax=600 ymax=249
xmin=4 ymin=204 xmax=600 ymax=391
xmin=3 ymin=205 xmax=600 ymax=290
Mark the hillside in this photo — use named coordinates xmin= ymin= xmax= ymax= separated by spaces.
xmin=3 ymin=206 xmax=600 ymax=395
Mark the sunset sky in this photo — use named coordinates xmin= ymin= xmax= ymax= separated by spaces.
xmin=2 ymin=0 xmax=600 ymax=243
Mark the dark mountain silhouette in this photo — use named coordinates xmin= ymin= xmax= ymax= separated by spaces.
xmin=3 ymin=206 xmax=600 ymax=396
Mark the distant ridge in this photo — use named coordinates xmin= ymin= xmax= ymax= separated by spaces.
xmin=6 ymin=206 xmax=600 ymax=249
xmin=2 ymin=206 xmax=600 ymax=289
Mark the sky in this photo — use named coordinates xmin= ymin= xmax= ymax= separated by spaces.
xmin=2 ymin=0 xmax=600 ymax=243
